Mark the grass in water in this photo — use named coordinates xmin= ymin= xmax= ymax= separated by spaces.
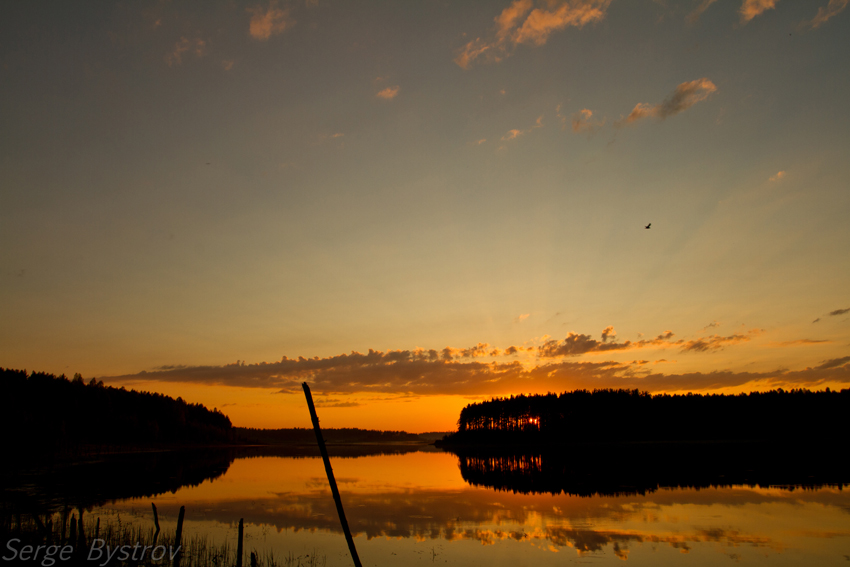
xmin=1 ymin=513 xmax=327 ymax=566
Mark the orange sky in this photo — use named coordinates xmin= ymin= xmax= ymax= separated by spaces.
xmin=1 ymin=0 xmax=849 ymax=432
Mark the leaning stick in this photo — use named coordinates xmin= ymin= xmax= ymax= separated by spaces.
xmin=302 ymin=382 xmax=362 ymax=567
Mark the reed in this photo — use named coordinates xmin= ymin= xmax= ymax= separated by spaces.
xmin=1 ymin=512 xmax=323 ymax=567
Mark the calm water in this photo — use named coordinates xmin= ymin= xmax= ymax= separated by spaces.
xmin=75 ymin=449 xmax=850 ymax=566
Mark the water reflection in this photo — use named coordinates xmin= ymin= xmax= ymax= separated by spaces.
xmin=451 ymin=441 xmax=850 ymax=496
xmin=0 ymin=444 xmax=435 ymax=516
xmin=4 ymin=448 xmax=850 ymax=565
xmin=1 ymin=449 xmax=233 ymax=516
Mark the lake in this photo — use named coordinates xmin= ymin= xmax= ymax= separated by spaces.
xmin=19 ymin=446 xmax=848 ymax=566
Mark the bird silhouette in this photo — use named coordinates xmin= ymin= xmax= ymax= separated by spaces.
xmin=645 ymin=223 xmax=651 ymax=229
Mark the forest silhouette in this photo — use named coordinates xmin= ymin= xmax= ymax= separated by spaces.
xmin=439 ymin=388 xmax=850 ymax=496
xmin=440 ymin=388 xmax=849 ymax=446
xmin=1 ymin=367 xmax=233 ymax=459
xmin=1 ymin=367 xmax=438 ymax=462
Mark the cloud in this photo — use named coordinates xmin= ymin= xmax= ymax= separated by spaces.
xmin=539 ymin=333 xmax=629 ymax=356
xmin=805 ymin=0 xmax=848 ymax=28
xmin=513 ymin=0 xmax=612 ymax=45
xmin=495 ymin=0 xmax=534 ymax=40
xmin=687 ymin=0 xmax=719 ymax=24
xmin=376 ymin=86 xmax=400 ymax=100
xmin=813 ymin=318 xmax=821 ymax=324
xmin=570 ymin=108 xmax=605 ymax=135
xmin=222 ymin=59 xmax=235 ymax=71
xmin=248 ymin=2 xmax=294 ymax=40
xmin=101 ymin=347 xmax=850 ymax=396
xmin=775 ymin=339 xmax=832 ymax=347
xmin=680 ymin=329 xmax=761 ymax=353
xmin=454 ymin=0 xmax=611 ymax=69
xmin=702 ymin=321 xmax=720 ymax=331
xmin=601 ymin=326 xmax=617 ymax=342
xmin=539 ymin=329 xmax=763 ymax=357
xmin=740 ymin=0 xmax=779 ymax=24
xmin=815 ymin=356 xmax=850 ymax=370
xmin=459 ymin=343 xmax=492 ymax=358
xmin=538 ymin=331 xmax=678 ymax=357
xmin=617 ymin=79 xmax=717 ymax=127
xmin=501 ymin=115 xmax=543 ymax=141
xmin=515 ymin=313 xmax=531 ymax=322
xmin=769 ymin=171 xmax=786 ymax=181
xmin=165 ymin=37 xmax=206 ymax=67
xmin=315 ymin=400 xmax=362 ymax=408
xmin=829 ymin=308 xmax=850 ymax=316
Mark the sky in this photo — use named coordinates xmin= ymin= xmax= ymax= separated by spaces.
xmin=1 ymin=0 xmax=849 ymax=432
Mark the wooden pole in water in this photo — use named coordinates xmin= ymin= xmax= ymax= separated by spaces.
xmin=69 ymin=514 xmax=76 ymax=547
xmin=302 ymin=382 xmax=363 ymax=567
xmin=173 ymin=506 xmax=185 ymax=567
xmin=77 ymin=507 xmax=85 ymax=549
xmin=151 ymin=503 xmax=160 ymax=545
xmin=236 ymin=518 xmax=244 ymax=567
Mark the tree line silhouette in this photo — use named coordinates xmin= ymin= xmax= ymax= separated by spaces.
xmin=440 ymin=387 xmax=849 ymax=445
xmin=1 ymin=367 xmax=233 ymax=458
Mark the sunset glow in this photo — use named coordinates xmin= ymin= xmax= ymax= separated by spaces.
xmin=2 ymin=1 xmax=849 ymax=432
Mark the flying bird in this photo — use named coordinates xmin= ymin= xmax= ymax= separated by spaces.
xmin=645 ymin=223 xmax=651 ymax=229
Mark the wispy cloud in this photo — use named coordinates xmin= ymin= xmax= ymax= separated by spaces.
xmin=501 ymin=115 xmax=543 ymax=141
xmin=315 ymin=399 xmax=362 ymax=408
xmin=540 ymin=328 xmax=762 ymax=357
xmin=376 ymin=86 xmax=400 ymax=100
xmin=248 ymin=1 xmax=294 ymax=40
xmin=814 ymin=307 xmax=849 ymax=323
xmin=775 ymin=339 xmax=832 ymax=346
xmin=616 ymin=78 xmax=717 ymax=127
xmin=769 ymin=171 xmax=785 ymax=181
xmin=570 ymin=108 xmax=605 ymax=135
xmin=816 ymin=356 xmax=850 ymax=370
xmin=680 ymin=329 xmax=762 ymax=352
xmin=538 ymin=330 xmax=677 ymax=357
xmin=165 ymin=37 xmax=207 ymax=67
xmin=513 ymin=0 xmax=611 ymax=45
xmin=740 ymin=0 xmax=779 ymax=24
xmin=687 ymin=0 xmax=719 ymax=24
xmin=455 ymin=0 xmax=611 ymax=69
xmin=805 ymin=0 xmax=848 ymax=29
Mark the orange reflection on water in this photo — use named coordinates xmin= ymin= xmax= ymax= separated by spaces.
xmin=99 ymin=453 xmax=850 ymax=565
xmin=156 ymin=451 xmax=466 ymax=504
